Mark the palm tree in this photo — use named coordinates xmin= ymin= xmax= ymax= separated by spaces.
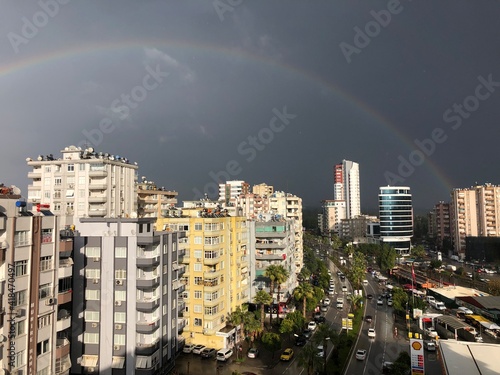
xmin=245 ymin=314 xmax=262 ymax=344
xmin=275 ymin=267 xmax=290 ymax=308
xmin=265 ymin=264 xmax=286 ymax=324
xmin=293 ymin=282 xmax=314 ymax=319
xmin=227 ymin=304 xmax=249 ymax=343
xmin=313 ymin=324 xmax=338 ymax=374
xmin=254 ymin=290 xmax=273 ymax=331
xmin=296 ymin=342 xmax=321 ymax=375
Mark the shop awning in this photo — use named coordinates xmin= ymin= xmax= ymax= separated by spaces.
xmin=81 ymin=355 xmax=99 ymax=367
xmin=112 ymin=356 xmax=125 ymax=369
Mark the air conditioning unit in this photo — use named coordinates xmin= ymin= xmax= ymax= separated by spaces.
xmin=114 ymin=345 xmax=120 ymax=351
xmin=115 ymin=301 xmax=122 ymax=306
xmin=93 ymin=257 xmax=100 ymax=262
xmin=196 ymin=258 xmax=201 ymax=262
xmin=115 ymin=324 xmax=123 ymax=330
xmin=46 ymin=298 xmax=56 ymax=306
xmin=93 ymin=279 xmax=99 ymax=284
xmin=88 ymin=367 xmax=95 ymax=373
xmin=116 ymin=280 xmax=123 ymax=286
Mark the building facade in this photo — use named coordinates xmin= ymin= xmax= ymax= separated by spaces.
xmin=26 ymin=145 xmax=138 ymax=226
xmin=333 ymin=160 xmax=361 ymax=220
xmin=157 ymin=202 xmax=249 ymax=350
xmin=136 ymin=178 xmax=178 ymax=219
xmin=378 ymin=186 xmax=413 ymax=255
xmin=70 ymin=218 xmax=184 ymax=375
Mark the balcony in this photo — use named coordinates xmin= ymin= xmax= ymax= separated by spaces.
xmin=58 ymin=290 xmax=72 ymax=304
xmin=256 ymin=242 xmax=285 ymax=249
xmin=255 ymin=232 xmax=286 ymax=238
xmin=56 ymin=310 xmax=71 ymax=331
xmin=28 ymin=171 xmax=41 ymax=179
xmin=55 ymin=353 xmax=71 ymax=375
xmin=56 ymin=338 xmax=70 ymax=359
xmin=137 ymin=276 xmax=160 ymax=289
xmin=203 ymin=256 xmax=222 ymax=266
xmin=58 ymin=259 xmax=73 ymax=278
xmin=88 ymin=196 xmax=107 ymax=203
xmin=137 ymin=255 xmax=160 ymax=268
xmin=88 ymin=182 xmax=107 ymax=190
xmin=137 ymin=319 xmax=160 ymax=334
xmin=88 ymin=208 xmax=106 ymax=217
xmin=89 ymin=170 xmax=108 ymax=177
xmin=136 ymin=298 xmax=159 ymax=312
xmin=180 ymin=251 xmax=190 ymax=264
xmin=136 ymin=341 xmax=159 ymax=356
xmin=178 ymin=319 xmax=187 ymax=332
xmin=256 ymin=253 xmax=285 ymax=261
xmin=203 ymin=268 xmax=224 ymax=279
xmin=59 ymin=239 xmax=73 ymax=253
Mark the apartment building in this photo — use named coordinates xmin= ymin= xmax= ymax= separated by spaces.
xmin=218 ymin=181 xmax=250 ymax=206
xmin=157 ymin=201 xmax=249 ymax=351
xmin=70 ymin=218 xmax=184 ymax=375
xmin=254 ymin=215 xmax=298 ymax=304
xmin=137 ymin=178 xmax=178 ymax=218
xmin=333 ymin=160 xmax=361 ymax=220
xmin=378 ymin=186 xmax=413 ymax=255
xmin=26 ymin=145 xmax=138 ymax=226
xmin=252 ymin=183 xmax=274 ymax=197
xmin=451 ymin=184 xmax=500 ymax=256
xmin=431 ymin=202 xmax=451 ymax=253
xmin=320 ymin=199 xmax=346 ymax=236
xmin=0 ymin=185 xmax=64 ymax=375
xmin=339 ymin=215 xmax=379 ymax=243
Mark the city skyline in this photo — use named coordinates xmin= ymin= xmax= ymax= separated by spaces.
xmin=1 ymin=1 xmax=500 ymax=213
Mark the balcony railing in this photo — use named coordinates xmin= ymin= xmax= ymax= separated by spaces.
xmin=56 ymin=338 xmax=70 ymax=359
xmin=137 ymin=319 xmax=160 ymax=334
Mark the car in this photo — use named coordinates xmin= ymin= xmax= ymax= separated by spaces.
xmin=316 ymin=344 xmax=324 ymax=357
xmin=201 ymin=348 xmax=217 ymax=359
xmin=382 ymin=361 xmax=394 ymax=374
xmin=216 ymin=348 xmax=233 ymax=361
xmin=377 ymin=298 xmax=384 ymax=306
xmin=342 ymin=285 xmax=348 ymax=292
xmin=308 ymin=321 xmax=317 ymax=331
xmin=458 ymin=306 xmax=473 ymax=314
xmin=314 ymin=311 xmax=322 ymax=320
xmin=315 ymin=315 xmax=326 ymax=323
xmin=183 ymin=343 xmax=195 ymax=353
xmin=320 ymin=305 xmax=328 ymax=312
xmin=424 ymin=341 xmax=436 ymax=351
xmin=365 ymin=315 xmax=373 ymax=323
xmin=323 ymin=298 xmax=331 ymax=306
xmin=367 ymin=328 xmax=376 ymax=338
xmin=247 ymin=347 xmax=259 ymax=358
xmin=192 ymin=344 xmax=206 ymax=355
xmin=356 ymin=349 xmax=367 ymax=360
xmin=425 ymin=327 xmax=438 ymax=338
xmin=295 ymin=335 xmax=307 ymax=346
xmin=302 ymin=329 xmax=312 ymax=339
xmin=340 ymin=275 xmax=346 ymax=281
xmin=280 ymin=348 xmax=294 ymax=361
xmin=387 ymin=299 xmax=393 ymax=306
xmin=367 ymin=294 xmax=373 ymax=299
xmin=466 ymin=272 xmax=473 ymax=278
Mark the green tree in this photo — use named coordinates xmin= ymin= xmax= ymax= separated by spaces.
xmin=245 ymin=313 xmax=262 ymax=344
xmin=275 ymin=266 xmax=290 ymax=308
xmin=265 ymin=264 xmax=289 ymax=325
xmin=313 ymin=324 xmax=338 ymax=375
xmin=330 ymin=235 xmax=342 ymax=250
xmin=296 ymin=342 xmax=321 ymax=375
xmin=488 ymin=279 xmax=500 ymax=296
xmin=411 ymin=245 xmax=427 ymax=259
xmin=348 ymin=251 xmax=367 ymax=289
xmin=284 ymin=310 xmax=306 ymax=333
xmin=430 ymin=259 xmax=442 ymax=270
xmin=253 ymin=290 xmax=273 ymax=331
xmin=279 ymin=317 xmax=295 ymax=341
xmin=227 ymin=304 xmax=249 ymax=342
xmin=391 ymin=287 xmax=409 ymax=314
xmin=293 ymin=282 xmax=315 ymax=319
xmin=350 ymin=293 xmax=363 ymax=311
xmin=379 ymin=244 xmax=397 ymax=273
xmin=261 ymin=332 xmax=281 ymax=359
xmin=391 ymin=350 xmax=411 ymax=375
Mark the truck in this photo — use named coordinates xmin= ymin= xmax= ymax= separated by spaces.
xmin=446 ymin=265 xmax=457 ymax=272
xmin=437 ymin=252 xmax=442 ymax=261
xmin=430 ymin=300 xmax=446 ymax=311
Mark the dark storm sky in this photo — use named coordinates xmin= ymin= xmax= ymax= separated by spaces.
xmin=1 ymin=1 xmax=499 ymax=213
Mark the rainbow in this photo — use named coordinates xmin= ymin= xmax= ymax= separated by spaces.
xmin=0 ymin=38 xmax=453 ymax=193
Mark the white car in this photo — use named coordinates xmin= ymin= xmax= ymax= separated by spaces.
xmin=323 ymin=298 xmax=331 ymax=306
xmin=387 ymin=299 xmax=393 ymax=306
xmin=342 ymin=285 xmax=348 ymax=292
xmin=308 ymin=321 xmax=317 ymax=331
xmin=192 ymin=344 xmax=206 ymax=355
xmin=316 ymin=345 xmax=324 ymax=357
xmin=356 ymin=349 xmax=367 ymax=360
xmin=183 ymin=343 xmax=195 ymax=353
xmin=367 ymin=328 xmax=376 ymax=338
xmin=425 ymin=327 xmax=438 ymax=338
xmin=377 ymin=298 xmax=384 ymax=306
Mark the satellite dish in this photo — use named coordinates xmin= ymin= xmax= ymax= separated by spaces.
xmin=88 ymin=147 xmax=94 ymax=153
xmin=37 ymin=155 xmax=43 ymax=161
xmin=130 ymin=211 xmax=137 ymax=218
xmin=11 ymin=186 xmax=21 ymax=195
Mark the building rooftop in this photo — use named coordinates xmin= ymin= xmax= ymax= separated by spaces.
xmin=440 ymin=340 xmax=500 ymax=375
xmin=430 ymin=285 xmax=489 ymax=301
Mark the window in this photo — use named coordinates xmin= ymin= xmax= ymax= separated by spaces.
xmin=115 ymin=247 xmax=127 ymax=258
xmin=14 ymin=290 xmax=27 ymax=307
xmin=39 ymin=283 xmax=52 ymax=299
xmin=44 ymin=191 xmax=51 ymax=199
xmin=115 ymin=269 xmax=126 ymax=279
xmin=115 ymin=291 xmax=126 ymax=301
xmin=37 ymin=339 xmax=50 ymax=356
xmin=205 ymin=306 xmax=219 ymax=315
xmin=79 ymin=163 xmax=86 ymax=171
xmin=78 ymin=189 xmax=85 ymax=198
xmin=193 ymin=304 xmax=202 ymax=313
xmin=114 ymin=334 xmax=126 ymax=345
xmin=194 ymin=236 xmax=202 ymax=244
xmin=194 ymin=290 xmax=202 ymax=299
xmin=85 ymin=290 xmax=100 ymax=300
xmin=40 ymin=256 xmax=52 ymax=271
xmin=179 ymin=224 xmax=189 ymax=231
xmin=54 ymin=190 xmax=61 ymax=199
xmin=67 ymin=164 xmax=74 ymax=172
xmin=163 ymin=285 xmax=167 ymax=295
xmin=194 ymin=223 xmax=202 ymax=231
xmin=85 ymin=311 xmax=100 ymax=322
xmin=85 ymin=247 xmax=101 ymax=257
xmin=37 ymin=366 xmax=50 ymax=375
xmin=193 ymin=250 xmax=202 ymax=259
xmin=54 ymin=177 xmax=62 ymax=186
xmin=15 ymin=260 xmax=28 ymax=276
xmin=194 ymin=318 xmax=202 ymax=326
xmin=38 ymin=314 xmax=51 ymax=329
xmin=114 ymin=312 xmax=126 ymax=323
xmin=44 ymin=177 xmax=51 ymax=186
xmin=14 ymin=350 xmax=26 ymax=368
xmin=14 ymin=231 xmax=30 ymax=246
xmin=194 ymin=263 xmax=202 ymax=272
xmin=194 ymin=277 xmax=203 ymax=285
xmin=41 ymin=229 xmax=52 ymax=243
xmin=15 ymin=320 xmax=26 ymax=336
xmin=44 ymin=166 xmax=51 ymax=173
xmin=84 ymin=333 xmax=99 ymax=344
xmin=85 ymin=268 xmax=100 ymax=279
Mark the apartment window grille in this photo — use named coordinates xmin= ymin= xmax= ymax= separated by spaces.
xmin=15 ymin=320 xmax=26 ymax=336
xmin=38 ymin=314 xmax=51 ymax=329
xmin=79 ymin=163 xmax=86 ymax=171
xmin=85 ymin=290 xmax=100 ymax=301
xmin=40 ymin=256 xmax=52 ymax=271
xmin=39 ymin=283 xmax=52 ymax=300
xmin=115 ymin=291 xmax=126 ymax=302
xmin=15 ymin=260 xmax=28 ymax=277
xmin=84 ymin=311 xmax=100 ymax=322
xmin=84 ymin=333 xmax=99 ymax=344
xmin=54 ymin=177 xmax=62 ymax=186
xmin=194 ymin=291 xmax=202 ymax=299
xmin=115 ymin=269 xmax=126 ymax=279
xmin=193 ymin=250 xmax=202 ymax=258
xmin=85 ymin=246 xmax=101 ymax=257
xmin=195 ymin=223 xmax=202 ymax=231
xmin=114 ymin=334 xmax=126 ymax=346
xmin=114 ymin=312 xmax=126 ymax=323
xmin=115 ymin=247 xmax=127 ymax=258
xmin=14 ymin=231 xmax=30 ymax=247
xmin=194 ymin=263 xmax=202 ymax=272
xmin=194 ymin=318 xmax=202 ymax=327
xmin=14 ymin=290 xmax=27 ymax=307
xmin=193 ymin=305 xmax=202 ymax=313
xmin=194 ymin=277 xmax=203 ymax=285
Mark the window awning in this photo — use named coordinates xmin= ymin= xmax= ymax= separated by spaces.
xmin=112 ymin=356 xmax=125 ymax=369
xmin=81 ymin=355 xmax=99 ymax=367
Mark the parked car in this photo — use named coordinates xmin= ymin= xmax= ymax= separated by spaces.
xmin=356 ymin=349 xmax=367 ymax=360
xmin=295 ymin=335 xmax=307 ymax=346
xmin=368 ymin=328 xmax=376 ymax=338
xmin=382 ymin=361 xmax=394 ymax=374
xmin=387 ymin=299 xmax=393 ymax=306
xmin=316 ymin=345 xmax=324 ymax=357
xmin=302 ymin=329 xmax=312 ymax=339
xmin=425 ymin=327 xmax=438 ymax=338
xmin=183 ymin=343 xmax=195 ymax=353
xmin=216 ymin=348 xmax=233 ymax=361
xmin=247 ymin=348 xmax=259 ymax=358
xmin=323 ymin=298 xmax=331 ymax=306
xmin=192 ymin=344 xmax=206 ymax=355
xmin=367 ymin=294 xmax=373 ymax=300
xmin=308 ymin=321 xmax=317 ymax=331
xmin=320 ymin=305 xmax=328 ymax=312
xmin=280 ymin=348 xmax=294 ymax=361
xmin=201 ymin=348 xmax=217 ymax=359
xmin=365 ymin=315 xmax=373 ymax=323
xmin=315 ymin=315 xmax=326 ymax=323
xmin=377 ymin=298 xmax=384 ymax=306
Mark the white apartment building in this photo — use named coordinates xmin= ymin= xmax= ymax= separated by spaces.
xmin=218 ymin=181 xmax=250 ymax=205
xmin=136 ymin=178 xmax=178 ymax=218
xmin=70 ymin=218 xmax=185 ymax=375
xmin=0 ymin=185 xmax=65 ymax=375
xmin=333 ymin=160 xmax=361 ymax=220
xmin=320 ymin=200 xmax=346 ymax=236
xmin=26 ymin=145 xmax=138 ymax=226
